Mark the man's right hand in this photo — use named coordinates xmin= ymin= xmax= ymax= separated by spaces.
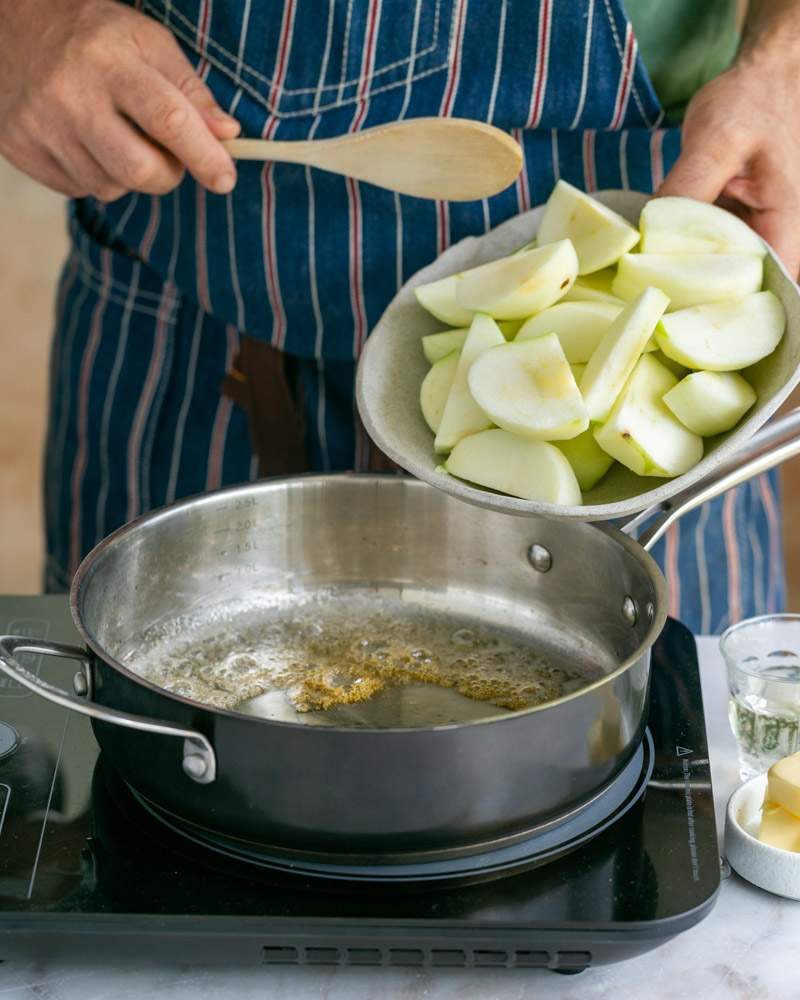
xmin=0 ymin=0 xmax=241 ymax=200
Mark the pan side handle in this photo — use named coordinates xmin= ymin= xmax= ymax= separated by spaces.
xmin=0 ymin=636 xmax=216 ymax=785
xmin=628 ymin=407 xmax=800 ymax=553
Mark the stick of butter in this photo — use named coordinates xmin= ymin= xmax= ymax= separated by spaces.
xmin=759 ymin=802 xmax=800 ymax=852
xmin=766 ymin=751 xmax=800 ymax=818
xmin=758 ymin=751 xmax=800 ymax=852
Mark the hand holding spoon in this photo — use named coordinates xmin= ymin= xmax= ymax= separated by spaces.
xmin=224 ymin=118 xmax=522 ymax=201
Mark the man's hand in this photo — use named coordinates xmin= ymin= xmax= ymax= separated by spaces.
xmin=0 ymin=0 xmax=241 ymax=201
xmin=660 ymin=1 xmax=800 ymax=277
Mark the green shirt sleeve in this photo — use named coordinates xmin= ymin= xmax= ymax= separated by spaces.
xmin=624 ymin=0 xmax=741 ymax=120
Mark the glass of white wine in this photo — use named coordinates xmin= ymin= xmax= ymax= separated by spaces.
xmin=721 ymin=615 xmax=800 ymax=781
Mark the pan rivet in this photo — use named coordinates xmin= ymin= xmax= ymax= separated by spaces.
xmin=73 ymin=671 xmax=89 ymax=697
xmin=527 ymin=544 xmax=552 ymax=573
xmin=183 ymin=754 xmax=208 ymax=780
xmin=622 ymin=596 xmax=639 ymax=626
xmin=646 ymin=601 xmax=655 ymax=623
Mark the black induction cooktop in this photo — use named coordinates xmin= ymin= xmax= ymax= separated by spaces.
xmin=0 ymin=596 xmax=719 ymax=973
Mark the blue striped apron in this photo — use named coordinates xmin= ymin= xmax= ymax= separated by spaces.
xmin=43 ymin=0 xmax=785 ymax=634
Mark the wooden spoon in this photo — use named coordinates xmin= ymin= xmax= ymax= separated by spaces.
xmin=223 ymin=118 xmax=522 ymax=201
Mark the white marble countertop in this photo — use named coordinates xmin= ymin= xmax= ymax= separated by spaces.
xmin=2 ymin=637 xmax=799 ymax=1000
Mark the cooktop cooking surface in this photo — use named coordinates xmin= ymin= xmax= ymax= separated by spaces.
xmin=0 ymin=596 xmax=719 ymax=972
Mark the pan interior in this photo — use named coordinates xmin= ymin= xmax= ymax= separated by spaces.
xmin=119 ymin=586 xmax=614 ymax=728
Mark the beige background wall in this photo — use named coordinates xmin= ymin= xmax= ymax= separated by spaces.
xmin=1 ymin=161 xmax=799 ymax=609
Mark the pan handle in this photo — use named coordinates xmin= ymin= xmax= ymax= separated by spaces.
xmin=627 ymin=407 xmax=800 ymax=553
xmin=0 ymin=636 xmax=216 ymax=785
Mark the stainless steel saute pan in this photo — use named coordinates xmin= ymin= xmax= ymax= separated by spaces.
xmin=1 ymin=410 xmax=799 ymax=863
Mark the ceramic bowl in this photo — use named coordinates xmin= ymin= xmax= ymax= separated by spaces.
xmin=725 ymin=774 xmax=800 ymax=900
xmin=356 ymin=190 xmax=800 ymax=522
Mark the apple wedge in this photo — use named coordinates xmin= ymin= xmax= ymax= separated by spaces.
xmin=612 ymin=253 xmax=763 ymax=310
xmin=655 ymin=291 xmax=785 ymax=371
xmin=434 ymin=314 xmax=505 ymax=453
xmin=651 ymin=349 xmax=688 ymax=379
xmin=415 ymin=274 xmax=474 ymax=327
xmin=422 ymin=329 xmax=468 ymax=364
xmin=467 ymin=333 xmax=588 ymax=441
xmin=456 ymin=240 xmax=579 ymax=319
xmin=445 ymin=429 xmax=582 ymax=504
xmin=579 ymin=287 xmax=670 ymax=422
xmin=556 ymin=430 xmax=614 ymax=491
xmin=563 ymin=267 xmax=625 ymax=305
xmin=515 ymin=301 xmax=623 ymax=363
xmin=663 ymin=371 xmax=757 ymax=436
xmin=593 ymin=354 xmax=703 ymax=477
xmin=420 ymin=350 xmax=459 ymax=433
xmin=570 ymin=363 xmax=586 ymax=382
xmin=537 ymin=180 xmax=640 ymax=274
xmin=640 ymin=197 xmax=766 ymax=257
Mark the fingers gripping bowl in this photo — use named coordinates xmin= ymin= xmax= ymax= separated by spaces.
xmin=356 ymin=189 xmax=800 ymax=521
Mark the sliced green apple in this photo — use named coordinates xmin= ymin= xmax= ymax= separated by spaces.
xmin=420 ymin=350 xmax=459 ymax=433
xmin=467 ymin=333 xmax=588 ymax=441
xmin=497 ymin=319 xmax=525 ymax=339
xmin=563 ymin=267 xmax=625 ymax=305
xmin=556 ymin=430 xmax=614 ymax=491
xmin=415 ymin=274 xmax=474 ymax=327
xmin=651 ymin=349 xmax=688 ymax=379
xmin=434 ymin=314 xmax=505 ymax=453
xmin=455 ymin=240 xmax=579 ymax=320
xmin=511 ymin=237 xmax=538 ymax=255
xmin=445 ymin=429 xmax=582 ymax=504
xmin=515 ymin=301 xmax=623 ymax=363
xmin=422 ymin=329 xmax=468 ymax=364
xmin=593 ymin=354 xmax=703 ymax=477
xmin=612 ymin=253 xmax=763 ymax=310
xmin=663 ymin=371 xmax=757 ymax=436
xmin=537 ymin=180 xmax=640 ymax=274
xmin=579 ymin=287 xmax=670 ymax=422
xmin=655 ymin=291 xmax=785 ymax=371
xmin=639 ymin=197 xmax=766 ymax=257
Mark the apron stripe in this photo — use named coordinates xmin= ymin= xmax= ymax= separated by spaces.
xmin=69 ymin=254 xmax=113 ymax=573
xmin=316 ymin=359 xmax=331 ymax=471
xmin=609 ymin=22 xmax=635 ymax=130
xmin=618 ymin=130 xmax=630 ymax=188
xmin=225 ymin=192 xmax=245 ymax=329
xmin=195 ymin=185 xmax=212 ymax=313
xmin=665 ymin=523 xmax=681 ymax=619
xmin=550 ymin=129 xmax=560 ymax=181
xmin=582 ymin=128 xmax=597 ymax=191
xmin=695 ymin=498 xmax=712 ymax=634
xmin=196 ymin=0 xmax=212 ymax=78
xmin=748 ymin=481 xmax=766 ymax=614
xmin=513 ymin=129 xmax=531 ymax=214
xmin=569 ymin=0 xmax=594 ymax=129
xmin=260 ymin=0 xmax=297 ymax=348
xmin=436 ymin=0 xmax=469 ymax=254
xmin=94 ymin=261 xmax=139 ymax=538
xmin=649 ymin=129 xmax=665 ymax=190
xmin=126 ymin=288 xmax=174 ymax=521
xmin=266 ymin=0 xmax=297 ymax=119
xmin=723 ymin=490 xmax=742 ymax=623
xmin=347 ymin=0 xmax=382 ymax=360
xmin=166 ymin=308 xmax=204 ymax=503
xmin=525 ymin=0 xmax=552 ymax=128
xmin=206 ymin=323 xmax=238 ymax=489
xmin=759 ymin=473 xmax=781 ymax=612
xmin=140 ymin=196 xmax=161 ymax=261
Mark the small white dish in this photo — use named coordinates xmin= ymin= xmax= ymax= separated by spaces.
xmin=725 ymin=774 xmax=800 ymax=900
